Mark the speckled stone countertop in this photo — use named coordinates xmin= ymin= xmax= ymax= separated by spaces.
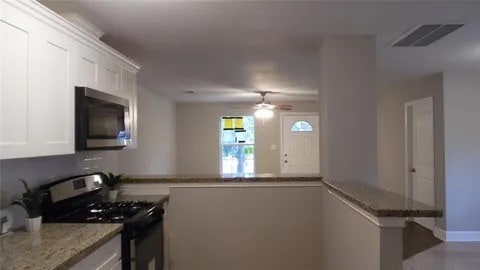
xmin=121 ymin=174 xmax=441 ymax=218
xmin=0 ymin=223 xmax=123 ymax=270
xmin=121 ymin=173 xmax=323 ymax=183
xmin=323 ymin=180 xmax=443 ymax=218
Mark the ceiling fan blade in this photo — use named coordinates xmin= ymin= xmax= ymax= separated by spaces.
xmin=229 ymin=92 xmax=297 ymax=112
xmin=274 ymin=104 xmax=294 ymax=111
xmin=251 ymin=90 xmax=317 ymax=97
xmin=229 ymin=105 xmax=254 ymax=109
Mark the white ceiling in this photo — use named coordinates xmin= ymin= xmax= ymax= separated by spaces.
xmin=42 ymin=0 xmax=480 ymax=102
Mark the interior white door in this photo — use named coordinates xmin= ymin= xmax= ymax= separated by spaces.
xmin=281 ymin=114 xmax=320 ymax=174
xmin=410 ymin=98 xmax=435 ymax=230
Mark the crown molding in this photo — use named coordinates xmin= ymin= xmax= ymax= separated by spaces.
xmin=6 ymin=0 xmax=140 ymax=73
xmin=61 ymin=13 xmax=104 ymax=40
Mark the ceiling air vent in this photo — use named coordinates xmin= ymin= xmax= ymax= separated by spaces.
xmin=392 ymin=24 xmax=464 ymax=47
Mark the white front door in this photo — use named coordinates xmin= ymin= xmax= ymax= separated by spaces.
xmin=281 ymin=114 xmax=320 ymax=174
xmin=408 ymin=98 xmax=435 ymax=230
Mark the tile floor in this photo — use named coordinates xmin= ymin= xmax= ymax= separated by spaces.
xmin=403 ymin=242 xmax=480 ymax=270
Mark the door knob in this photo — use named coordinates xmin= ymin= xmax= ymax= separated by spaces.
xmin=284 ymin=154 xmax=288 ymax=157
xmin=284 ymin=160 xmax=288 ymax=163
xmin=409 ymin=168 xmax=416 ymax=173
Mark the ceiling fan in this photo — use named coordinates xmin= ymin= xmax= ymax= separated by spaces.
xmin=231 ymin=91 xmax=293 ymax=111
xmin=230 ymin=91 xmax=293 ymax=123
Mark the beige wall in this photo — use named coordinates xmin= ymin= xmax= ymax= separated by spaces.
xmin=319 ymin=36 xmax=378 ymax=185
xmin=443 ymin=67 xmax=480 ymax=231
xmin=176 ymin=101 xmax=319 ymax=174
xmin=321 ymin=188 xmax=403 ymax=270
xmin=377 ymin=73 xmax=445 ymax=229
xmin=120 ymin=85 xmax=176 ymax=175
xmin=168 ymin=186 xmax=323 ymax=270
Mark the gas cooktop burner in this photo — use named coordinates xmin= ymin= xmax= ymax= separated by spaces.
xmin=85 ymin=216 xmax=106 ymax=222
xmin=62 ymin=201 xmax=156 ymax=223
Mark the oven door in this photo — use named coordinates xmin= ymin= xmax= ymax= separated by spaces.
xmin=76 ymin=87 xmax=130 ymax=150
xmin=124 ymin=221 xmax=164 ymax=270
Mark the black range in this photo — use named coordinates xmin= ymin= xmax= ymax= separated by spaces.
xmin=41 ymin=174 xmax=164 ymax=270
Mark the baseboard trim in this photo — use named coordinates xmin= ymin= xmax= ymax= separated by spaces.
xmin=433 ymin=226 xmax=480 ymax=241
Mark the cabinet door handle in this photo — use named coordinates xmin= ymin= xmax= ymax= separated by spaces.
xmin=409 ymin=168 xmax=416 ymax=173
xmin=284 ymin=160 xmax=288 ymax=163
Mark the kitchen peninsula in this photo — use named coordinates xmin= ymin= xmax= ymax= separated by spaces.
xmin=120 ymin=174 xmax=441 ymax=270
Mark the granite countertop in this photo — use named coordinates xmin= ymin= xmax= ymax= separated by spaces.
xmin=120 ymin=174 xmax=441 ymax=218
xmin=0 ymin=223 xmax=123 ymax=270
xmin=121 ymin=173 xmax=323 ymax=183
xmin=323 ymin=180 xmax=443 ymax=218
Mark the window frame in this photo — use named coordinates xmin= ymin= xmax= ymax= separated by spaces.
xmin=219 ymin=116 xmax=255 ymax=175
xmin=290 ymin=120 xmax=314 ymax=132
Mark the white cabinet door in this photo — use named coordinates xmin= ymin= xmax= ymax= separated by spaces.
xmin=121 ymin=68 xmax=137 ymax=149
xmin=33 ymin=22 xmax=75 ymax=156
xmin=0 ymin=1 xmax=75 ymax=159
xmin=78 ymin=45 xmax=100 ymax=89
xmin=1 ymin=1 xmax=40 ymax=159
xmin=100 ymin=57 xmax=121 ymax=94
xmin=70 ymin=235 xmax=122 ymax=270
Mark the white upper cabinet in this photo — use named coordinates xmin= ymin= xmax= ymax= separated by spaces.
xmin=100 ymin=57 xmax=122 ymax=94
xmin=1 ymin=0 xmax=76 ymax=159
xmin=1 ymin=1 xmax=40 ymax=159
xmin=121 ymin=68 xmax=138 ymax=149
xmin=33 ymin=21 xmax=76 ymax=156
xmin=77 ymin=45 xmax=100 ymax=89
xmin=0 ymin=0 xmax=139 ymax=160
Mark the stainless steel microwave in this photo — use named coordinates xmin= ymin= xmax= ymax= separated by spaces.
xmin=75 ymin=87 xmax=130 ymax=150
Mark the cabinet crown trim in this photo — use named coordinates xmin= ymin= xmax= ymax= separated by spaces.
xmin=61 ymin=13 xmax=105 ymax=40
xmin=9 ymin=0 xmax=141 ymax=73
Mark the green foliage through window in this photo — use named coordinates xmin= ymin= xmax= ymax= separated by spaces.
xmin=220 ymin=116 xmax=254 ymax=174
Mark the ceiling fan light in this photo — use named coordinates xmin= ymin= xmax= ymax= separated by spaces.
xmin=255 ymin=103 xmax=275 ymax=110
xmin=254 ymin=108 xmax=274 ymax=119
